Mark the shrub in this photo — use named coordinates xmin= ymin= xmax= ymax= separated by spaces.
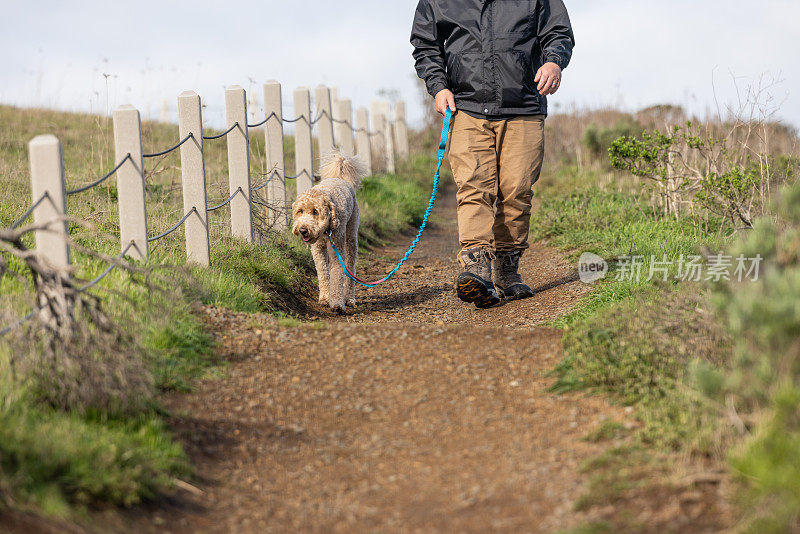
xmin=608 ymin=123 xmax=796 ymax=230
xmin=708 ymin=183 xmax=800 ymax=531
xmin=582 ymin=117 xmax=643 ymax=163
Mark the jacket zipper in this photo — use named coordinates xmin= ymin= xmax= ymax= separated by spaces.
xmin=489 ymin=0 xmax=497 ymax=112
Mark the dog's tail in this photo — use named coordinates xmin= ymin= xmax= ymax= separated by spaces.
xmin=319 ymin=150 xmax=367 ymax=189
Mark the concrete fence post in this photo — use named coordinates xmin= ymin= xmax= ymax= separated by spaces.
xmin=160 ymin=99 xmax=169 ymax=123
xmin=394 ymin=100 xmax=410 ymax=160
xmin=177 ymin=90 xmax=210 ymax=267
xmin=383 ymin=113 xmax=396 ymax=174
xmin=314 ymin=85 xmax=335 ymax=158
xmin=369 ymin=101 xmax=385 ymax=172
xmin=333 ymin=98 xmax=355 ymax=157
xmin=28 ymin=135 xmax=70 ymax=270
xmin=112 ymin=105 xmax=148 ymax=260
xmin=248 ymin=94 xmax=258 ymax=125
xmin=224 ymin=85 xmax=253 ymax=242
xmin=293 ymin=87 xmax=314 ymax=195
xmin=264 ymin=81 xmax=287 ymax=230
xmin=378 ymin=101 xmax=395 ymax=172
xmin=355 ymin=107 xmax=373 ymax=175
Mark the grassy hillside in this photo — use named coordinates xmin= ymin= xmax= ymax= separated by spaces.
xmin=0 ymin=104 xmax=434 ymax=519
xmin=532 ymin=104 xmax=800 ymax=531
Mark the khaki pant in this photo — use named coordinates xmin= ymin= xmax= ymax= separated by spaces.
xmin=448 ymin=111 xmax=545 ymax=253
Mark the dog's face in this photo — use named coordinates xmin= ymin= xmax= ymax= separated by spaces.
xmin=291 ymin=190 xmax=336 ymax=245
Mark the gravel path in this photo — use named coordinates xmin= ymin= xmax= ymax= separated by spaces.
xmin=127 ymin=189 xmax=628 ymax=533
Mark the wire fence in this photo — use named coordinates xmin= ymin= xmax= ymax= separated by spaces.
xmin=147 ymin=207 xmax=197 ymax=243
xmin=1 ymin=82 xmax=409 ymax=337
xmin=10 ymin=192 xmax=50 ymax=229
xmin=143 ymin=133 xmax=194 ymax=158
xmin=252 ymin=173 xmax=279 ymax=192
xmin=203 ymin=122 xmax=239 ymax=140
xmin=79 ymin=241 xmax=135 ymax=291
xmin=207 ymin=188 xmax=244 ymax=212
xmin=3 ymin=122 xmax=204 ymax=336
xmin=67 ymin=154 xmax=133 ymax=195
xmin=0 ymin=311 xmax=35 ymax=337
xmin=247 ymin=109 xmax=381 ymax=136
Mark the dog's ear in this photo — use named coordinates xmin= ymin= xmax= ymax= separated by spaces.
xmin=328 ymin=199 xmax=339 ymax=230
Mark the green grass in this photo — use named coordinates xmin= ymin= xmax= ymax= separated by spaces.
xmin=530 ymin=186 xmax=724 ymax=326
xmin=730 ymin=386 xmax=800 ymax=533
xmin=560 ymin=522 xmax=616 ymax=534
xmin=190 ymin=234 xmax=315 ymax=313
xmin=529 ymin=174 xmax=732 ymax=529
xmin=0 ymin=104 xmax=433 ymax=521
xmin=358 ymin=154 xmax=437 ymax=248
xmin=0 ymin=391 xmax=188 ymax=515
xmin=553 ymin=285 xmax=730 ymax=452
xmin=583 ymin=421 xmax=628 ymax=443
xmin=537 ymin=166 xmax=800 ymax=530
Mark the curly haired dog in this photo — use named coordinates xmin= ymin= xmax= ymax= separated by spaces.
xmin=292 ymin=151 xmax=366 ymax=313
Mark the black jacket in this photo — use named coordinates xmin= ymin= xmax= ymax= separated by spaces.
xmin=411 ymin=0 xmax=575 ymax=117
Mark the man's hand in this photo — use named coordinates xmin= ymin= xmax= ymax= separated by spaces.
xmin=434 ymin=89 xmax=456 ymax=116
xmin=535 ymin=62 xmax=562 ymax=96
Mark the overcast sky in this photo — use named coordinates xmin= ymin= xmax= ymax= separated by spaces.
xmin=1 ymin=0 xmax=797 ymax=130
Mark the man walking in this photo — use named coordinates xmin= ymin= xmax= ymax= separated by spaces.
xmin=411 ymin=0 xmax=574 ymax=308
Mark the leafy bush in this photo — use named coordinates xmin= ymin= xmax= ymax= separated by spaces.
xmin=707 ymin=183 xmax=800 ymax=531
xmin=694 ymin=166 xmax=761 ymax=227
xmin=608 ymin=123 xmax=786 ymax=230
xmin=582 ymin=117 xmax=643 ymax=162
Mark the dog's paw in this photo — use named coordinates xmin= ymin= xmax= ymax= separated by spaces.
xmin=346 ymin=298 xmax=357 ymax=308
xmin=318 ymin=295 xmax=329 ymax=306
xmin=329 ymin=302 xmax=346 ymax=314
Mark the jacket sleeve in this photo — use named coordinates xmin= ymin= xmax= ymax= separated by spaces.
xmin=537 ymin=0 xmax=575 ymax=70
xmin=410 ymin=0 xmax=449 ymax=98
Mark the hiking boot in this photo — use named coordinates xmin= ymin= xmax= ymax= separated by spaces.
xmin=455 ymin=247 xmax=501 ymax=309
xmin=494 ymin=250 xmax=534 ymax=301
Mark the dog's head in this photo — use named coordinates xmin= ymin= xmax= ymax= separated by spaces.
xmin=291 ymin=189 xmax=337 ymax=244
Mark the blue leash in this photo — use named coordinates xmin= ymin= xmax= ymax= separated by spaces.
xmin=327 ymin=107 xmax=453 ymax=288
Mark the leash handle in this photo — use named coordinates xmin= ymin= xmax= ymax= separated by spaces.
xmin=329 ymin=108 xmax=453 ymax=288
xmin=437 ymin=106 xmax=453 ymax=164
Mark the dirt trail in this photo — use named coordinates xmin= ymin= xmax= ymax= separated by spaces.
xmin=128 ymin=189 xmax=628 ymax=533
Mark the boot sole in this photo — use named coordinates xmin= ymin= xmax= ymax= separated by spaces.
xmin=498 ymin=284 xmax=534 ymax=302
xmin=456 ymin=274 xmax=501 ymax=309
